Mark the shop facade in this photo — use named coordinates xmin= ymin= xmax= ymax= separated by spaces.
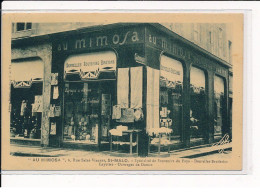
xmin=11 ymin=40 xmax=52 ymax=146
xmin=10 ymin=23 xmax=231 ymax=156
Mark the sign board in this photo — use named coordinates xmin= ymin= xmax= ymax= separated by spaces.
xmin=160 ymin=55 xmax=183 ymax=84
xmin=64 ymin=51 xmax=117 ymax=79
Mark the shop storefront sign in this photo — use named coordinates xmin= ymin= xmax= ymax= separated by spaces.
xmin=160 ymin=55 xmax=183 ymax=84
xmin=64 ymin=51 xmax=117 ymax=80
xmin=146 ymin=28 xmax=228 ymax=77
xmin=56 ymin=28 xmax=142 ymax=52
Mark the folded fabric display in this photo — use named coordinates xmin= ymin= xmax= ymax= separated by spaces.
xmin=109 ymin=129 xmax=123 ymax=136
xmin=109 ymin=125 xmax=128 ymax=136
xmin=134 ymin=108 xmax=144 ymax=121
xmin=151 ymin=137 xmax=171 ymax=145
xmin=147 ymin=127 xmax=172 ymax=136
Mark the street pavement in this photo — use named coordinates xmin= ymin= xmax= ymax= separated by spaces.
xmin=10 ymin=142 xmax=232 ymax=159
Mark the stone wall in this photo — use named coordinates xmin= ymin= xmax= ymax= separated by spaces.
xmin=11 ymin=43 xmax=52 ymax=146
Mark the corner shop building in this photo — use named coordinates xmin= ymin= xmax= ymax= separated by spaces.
xmin=11 ymin=23 xmax=232 ymax=156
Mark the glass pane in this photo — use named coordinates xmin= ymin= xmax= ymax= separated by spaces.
xmin=64 ymin=81 xmax=115 ymax=144
xmin=190 ymin=67 xmax=206 ymax=142
xmin=64 ymin=82 xmax=100 ymax=144
xmin=160 ymin=56 xmax=183 ymax=143
xmin=214 ymin=75 xmax=225 ymax=139
xmin=10 ymin=83 xmax=43 ymax=139
xmin=16 ymin=23 xmax=25 ymax=31
xmin=26 ymin=23 xmax=32 ymax=30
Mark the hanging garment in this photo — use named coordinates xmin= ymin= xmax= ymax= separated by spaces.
xmin=54 ymin=106 xmax=61 ymax=117
xmin=146 ymin=67 xmax=160 ymax=130
xmin=117 ymin=68 xmax=129 ymax=108
xmin=49 ymin=104 xmax=55 ymax=118
xmin=51 ymin=73 xmax=58 ymax=85
xmin=53 ymin=86 xmax=59 ymax=99
xmin=20 ymin=101 xmax=27 ymax=116
xmin=130 ymin=67 xmax=143 ymax=109
xmin=50 ymin=122 xmax=56 ymax=135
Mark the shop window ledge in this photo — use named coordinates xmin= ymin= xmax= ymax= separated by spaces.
xmin=10 ymin=137 xmax=41 ymax=146
xmin=112 ymin=141 xmax=137 ymax=146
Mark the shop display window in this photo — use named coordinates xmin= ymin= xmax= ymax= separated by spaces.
xmin=10 ymin=83 xmax=43 ymax=139
xmin=159 ymin=56 xmax=183 ymax=143
xmin=190 ymin=67 xmax=207 ymax=142
xmin=10 ymin=59 xmax=43 ymax=139
xmin=214 ymin=75 xmax=225 ymax=138
xmin=63 ymin=81 xmax=115 ymax=144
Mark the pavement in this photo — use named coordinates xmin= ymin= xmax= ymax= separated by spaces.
xmin=10 ymin=142 xmax=232 ymax=159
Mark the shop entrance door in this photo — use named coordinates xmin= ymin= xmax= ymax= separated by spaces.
xmin=99 ymin=81 xmax=116 ymax=147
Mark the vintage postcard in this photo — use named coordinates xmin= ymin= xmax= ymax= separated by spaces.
xmin=1 ymin=12 xmax=243 ymax=171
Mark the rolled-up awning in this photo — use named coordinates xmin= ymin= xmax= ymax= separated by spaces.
xmin=160 ymin=55 xmax=183 ymax=88
xmin=214 ymin=75 xmax=225 ymax=95
xmin=190 ymin=66 xmax=206 ymax=94
xmin=11 ymin=59 xmax=43 ymax=88
xmin=64 ymin=51 xmax=117 ymax=80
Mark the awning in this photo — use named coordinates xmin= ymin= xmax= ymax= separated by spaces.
xmin=190 ymin=66 xmax=206 ymax=93
xmin=160 ymin=55 xmax=183 ymax=88
xmin=214 ymin=75 xmax=225 ymax=95
xmin=64 ymin=51 xmax=116 ymax=80
xmin=11 ymin=59 xmax=43 ymax=88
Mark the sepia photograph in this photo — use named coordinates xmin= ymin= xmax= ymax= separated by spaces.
xmin=1 ymin=13 xmax=243 ymax=171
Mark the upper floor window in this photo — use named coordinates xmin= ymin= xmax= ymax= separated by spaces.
xmin=14 ymin=22 xmax=32 ymax=32
xmin=218 ymin=28 xmax=223 ymax=56
xmin=208 ymin=31 xmax=213 ymax=44
xmin=228 ymin=40 xmax=232 ymax=64
xmin=193 ymin=24 xmax=200 ymax=43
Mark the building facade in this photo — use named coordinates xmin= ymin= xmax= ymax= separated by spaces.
xmin=10 ymin=23 xmax=232 ymax=156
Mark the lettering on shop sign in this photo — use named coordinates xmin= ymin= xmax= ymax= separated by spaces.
xmin=66 ymin=60 xmax=115 ymax=68
xmin=57 ymin=31 xmax=140 ymax=51
xmin=148 ymin=33 xmax=228 ymax=77
xmin=64 ymin=88 xmax=91 ymax=94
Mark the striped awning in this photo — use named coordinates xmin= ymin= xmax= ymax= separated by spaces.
xmin=11 ymin=59 xmax=43 ymax=88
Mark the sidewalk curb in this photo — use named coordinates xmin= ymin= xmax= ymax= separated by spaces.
xmin=180 ymin=147 xmax=232 ymax=158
